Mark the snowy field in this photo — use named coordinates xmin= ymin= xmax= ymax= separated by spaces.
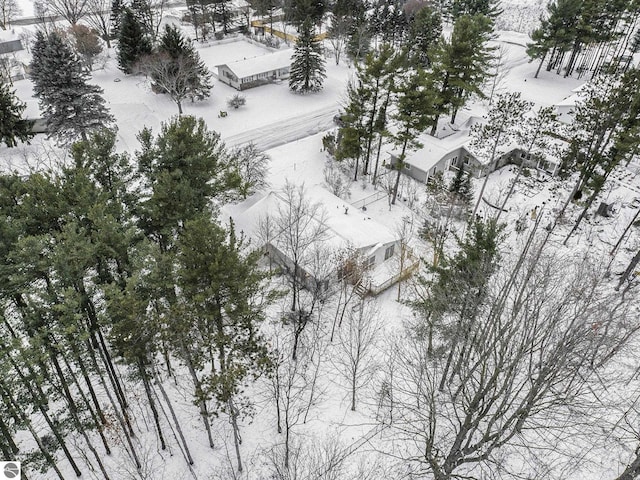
xmin=2 ymin=2 xmax=640 ymax=480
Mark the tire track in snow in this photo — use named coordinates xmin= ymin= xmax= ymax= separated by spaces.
xmin=224 ymin=105 xmax=339 ymax=151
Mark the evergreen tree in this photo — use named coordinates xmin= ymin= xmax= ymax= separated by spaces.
xmin=406 ymin=4 xmax=442 ymax=67
xmin=29 ymin=31 xmax=113 ymax=142
xmin=346 ymin=19 xmax=371 ymax=63
xmin=336 ymin=79 xmax=368 ymax=180
xmin=449 ymin=0 xmax=501 ymax=23
xmin=175 ymin=216 xmax=273 ymax=472
xmin=390 ymin=69 xmax=437 ymax=205
xmin=531 ymin=0 xmax=580 ymax=75
xmin=429 ymin=13 xmax=494 ymax=131
xmin=286 ymin=0 xmax=325 ymax=27
xmin=470 ymin=91 xmax=532 ymax=216
xmin=0 ymin=80 xmax=34 ymax=148
xmin=213 ymin=0 xmax=236 ymax=34
xmin=449 ymin=163 xmax=473 ymax=207
xmin=117 ymin=7 xmax=152 ymax=74
xmin=561 ymin=70 xmax=640 ymax=244
xmin=141 ymin=24 xmax=213 ymax=114
xmin=136 ymin=115 xmax=242 ymax=251
xmin=353 ymin=44 xmax=402 ymax=176
xmin=289 ymin=18 xmax=326 ymax=93
xmin=111 ymin=0 xmax=125 ymax=36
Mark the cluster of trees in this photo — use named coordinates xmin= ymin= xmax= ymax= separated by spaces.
xmin=185 ymin=0 xmax=239 ymax=40
xmin=332 ymin=0 xmax=495 ymax=201
xmin=114 ymin=4 xmax=213 ymax=113
xmin=394 ymin=215 xmax=637 ymax=480
xmin=0 ymin=117 xmax=275 ymax=477
xmin=527 ymin=0 xmax=640 ymax=78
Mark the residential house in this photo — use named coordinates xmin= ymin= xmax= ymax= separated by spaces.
xmin=223 ymin=185 xmax=419 ymax=296
xmin=215 ymin=49 xmax=292 ymax=90
xmin=389 ymin=114 xmax=562 ymax=184
xmin=555 ymin=83 xmax=587 ymax=124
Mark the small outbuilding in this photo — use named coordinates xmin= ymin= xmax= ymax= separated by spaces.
xmin=215 ymin=50 xmax=292 ymax=90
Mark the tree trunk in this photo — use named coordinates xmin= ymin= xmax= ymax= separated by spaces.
xmin=139 ymin=359 xmax=167 ymax=450
xmin=610 ymin=207 xmax=640 ymax=256
xmin=153 ymin=364 xmax=194 ymax=465
xmin=534 ymin=51 xmax=546 ymax=78
xmin=392 ymin=138 xmax=408 ymax=205
xmin=372 ymin=133 xmax=384 ymax=186
xmin=0 ymin=384 xmax=67 ymax=480
xmin=616 ymin=249 xmax=640 ymax=291
xmin=184 ymin=353 xmax=215 ymax=448
xmin=472 ymin=130 xmax=504 ymax=217
xmin=4 ymin=352 xmax=82 ymax=476
xmin=229 ymin=399 xmax=244 ymax=472
xmin=0 ymin=415 xmax=18 ymax=456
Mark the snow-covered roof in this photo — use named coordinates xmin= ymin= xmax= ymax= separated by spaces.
xmin=400 ymin=115 xmax=485 ymax=172
xmin=0 ymin=30 xmax=19 ymax=42
xmin=216 ymin=50 xmax=293 ymax=79
xmin=223 ymin=185 xmax=397 ymax=253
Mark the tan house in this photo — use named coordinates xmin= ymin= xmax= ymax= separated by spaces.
xmin=215 ymin=49 xmax=292 ymax=90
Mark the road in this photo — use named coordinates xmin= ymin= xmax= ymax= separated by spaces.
xmin=10 ymin=0 xmax=187 ymax=26
xmin=224 ymin=105 xmax=339 ymax=151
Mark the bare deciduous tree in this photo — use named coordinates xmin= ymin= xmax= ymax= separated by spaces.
xmin=0 ymin=0 xmax=19 ymax=29
xmin=232 ymin=142 xmax=269 ymax=198
xmin=333 ymin=298 xmax=381 ymax=411
xmin=84 ymin=0 xmax=113 ymax=48
xmin=136 ymin=53 xmax=208 ymax=115
xmin=268 ymin=182 xmax=329 ymax=359
xmin=387 ymin=233 xmax=635 ymax=480
xmin=43 ymin=0 xmax=88 ymax=25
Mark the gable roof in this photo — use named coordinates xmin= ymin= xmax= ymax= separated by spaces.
xmin=216 ymin=49 xmax=293 ymax=79
xmin=222 ymin=185 xmax=397 ymax=253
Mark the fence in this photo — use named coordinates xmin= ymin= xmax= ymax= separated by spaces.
xmin=351 ymin=190 xmax=388 ymax=210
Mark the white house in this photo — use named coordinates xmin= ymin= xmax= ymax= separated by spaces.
xmin=215 ymin=50 xmax=292 ymax=90
xmin=389 ymin=114 xmax=563 ymax=184
xmin=223 ymin=185 xmax=419 ymax=296
xmin=555 ymin=83 xmax=587 ymax=124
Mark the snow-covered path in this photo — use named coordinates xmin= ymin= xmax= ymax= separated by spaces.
xmin=224 ymin=104 xmax=339 ymax=150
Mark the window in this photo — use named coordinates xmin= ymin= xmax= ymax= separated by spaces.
xmin=451 ymin=156 xmax=458 ymax=166
xmin=464 ymin=155 xmax=470 ymax=165
xmin=365 ymin=255 xmax=375 ymax=269
xmin=384 ymin=244 xmax=395 ymax=260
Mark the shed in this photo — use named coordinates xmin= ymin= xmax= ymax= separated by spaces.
xmin=215 ymin=49 xmax=292 ymax=90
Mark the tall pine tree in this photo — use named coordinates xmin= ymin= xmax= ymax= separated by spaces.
xmin=289 ymin=17 xmax=326 ymax=93
xmin=117 ymin=7 xmax=152 ymax=74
